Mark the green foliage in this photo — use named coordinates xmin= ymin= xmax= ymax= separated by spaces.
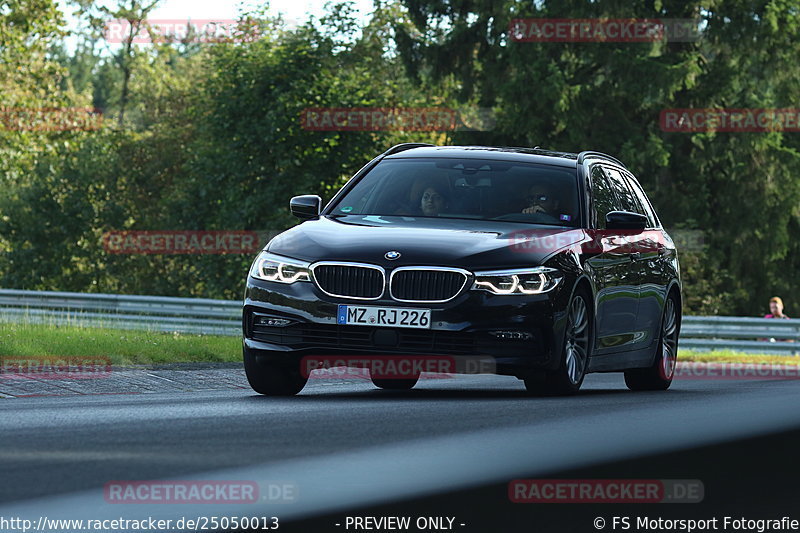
xmin=0 ymin=2 xmax=443 ymax=298
xmin=1 ymin=0 xmax=799 ymax=316
xmin=395 ymin=0 xmax=800 ymax=315
xmin=0 ymin=322 xmax=238 ymax=364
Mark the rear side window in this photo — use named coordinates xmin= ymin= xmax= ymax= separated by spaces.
xmin=603 ymin=167 xmax=642 ymax=215
xmin=623 ymin=172 xmax=659 ymax=228
xmin=590 ymin=165 xmax=617 ymax=229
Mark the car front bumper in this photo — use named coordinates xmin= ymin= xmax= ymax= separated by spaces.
xmin=242 ymin=276 xmax=572 ymax=376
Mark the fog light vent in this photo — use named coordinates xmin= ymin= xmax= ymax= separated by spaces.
xmin=256 ymin=316 xmax=294 ymax=327
xmin=489 ymin=331 xmax=533 ymax=340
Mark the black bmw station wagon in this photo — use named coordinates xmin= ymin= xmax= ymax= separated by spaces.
xmin=243 ymin=144 xmax=681 ymax=396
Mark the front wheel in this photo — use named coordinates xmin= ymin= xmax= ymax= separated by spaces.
xmin=624 ymin=294 xmax=679 ymax=391
xmin=525 ymin=288 xmax=592 ymax=396
xmin=243 ymin=347 xmax=307 ymax=396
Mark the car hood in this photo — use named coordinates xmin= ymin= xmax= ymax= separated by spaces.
xmin=266 ymin=215 xmax=586 ymax=269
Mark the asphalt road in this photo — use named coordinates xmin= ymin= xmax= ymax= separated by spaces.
xmin=2 ymin=369 xmax=800 ymax=532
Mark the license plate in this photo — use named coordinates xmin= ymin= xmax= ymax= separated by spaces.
xmin=337 ymin=305 xmax=431 ymax=329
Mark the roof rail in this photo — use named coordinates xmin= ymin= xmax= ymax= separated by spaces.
xmin=383 ymin=143 xmax=435 ymax=156
xmin=577 ymin=151 xmax=626 ymax=168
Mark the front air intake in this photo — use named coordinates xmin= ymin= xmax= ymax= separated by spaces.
xmin=311 ymin=263 xmax=385 ymax=299
xmin=389 ymin=268 xmax=469 ymax=302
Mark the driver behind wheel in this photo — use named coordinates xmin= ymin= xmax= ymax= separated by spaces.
xmin=522 ymin=183 xmax=559 ymax=216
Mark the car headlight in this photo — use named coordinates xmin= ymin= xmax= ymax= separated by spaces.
xmin=472 ymin=267 xmax=561 ymax=295
xmin=249 ymin=251 xmax=311 ymax=283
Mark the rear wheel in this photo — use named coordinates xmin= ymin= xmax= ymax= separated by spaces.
xmin=525 ymin=288 xmax=592 ymax=396
xmin=624 ymin=294 xmax=679 ymax=391
xmin=243 ymin=347 xmax=307 ymax=396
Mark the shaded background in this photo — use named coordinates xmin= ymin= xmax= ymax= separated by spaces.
xmin=1 ymin=0 xmax=798 ymax=315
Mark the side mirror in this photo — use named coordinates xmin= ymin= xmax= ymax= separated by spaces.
xmin=290 ymin=195 xmax=321 ymax=219
xmin=605 ymin=211 xmax=647 ymax=231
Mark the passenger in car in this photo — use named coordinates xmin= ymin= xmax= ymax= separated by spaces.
xmin=393 ymin=178 xmax=450 ymax=217
xmin=420 ymin=185 xmax=448 ymax=216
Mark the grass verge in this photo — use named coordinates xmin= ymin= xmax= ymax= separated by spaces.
xmin=0 ymin=322 xmax=240 ymax=366
xmin=1 ymin=323 xmax=798 ymax=366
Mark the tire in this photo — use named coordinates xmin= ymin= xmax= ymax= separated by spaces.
xmin=624 ymin=293 xmax=679 ymax=391
xmin=371 ymin=374 xmax=419 ymax=390
xmin=525 ymin=287 xmax=593 ymax=396
xmin=243 ymin=347 xmax=307 ymax=396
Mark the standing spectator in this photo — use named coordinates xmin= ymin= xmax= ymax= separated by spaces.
xmin=764 ymin=296 xmax=789 ymax=319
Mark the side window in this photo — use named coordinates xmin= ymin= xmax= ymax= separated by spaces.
xmin=603 ymin=167 xmax=642 ymax=215
xmin=590 ymin=165 xmax=617 ymax=229
xmin=623 ymin=172 xmax=659 ymax=228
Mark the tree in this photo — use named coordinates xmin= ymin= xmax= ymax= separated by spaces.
xmin=392 ymin=0 xmax=800 ymax=314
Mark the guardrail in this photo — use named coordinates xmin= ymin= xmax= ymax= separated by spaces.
xmin=0 ymin=289 xmax=798 ymax=354
xmin=0 ymin=289 xmax=241 ymax=336
xmin=679 ymin=316 xmax=800 ymax=355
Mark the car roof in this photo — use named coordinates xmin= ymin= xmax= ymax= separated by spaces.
xmin=384 ymin=145 xmax=578 ymax=168
xmin=383 ymin=145 xmax=625 ymax=169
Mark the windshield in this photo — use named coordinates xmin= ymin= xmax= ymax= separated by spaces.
xmin=329 ymin=157 xmax=580 ymax=227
